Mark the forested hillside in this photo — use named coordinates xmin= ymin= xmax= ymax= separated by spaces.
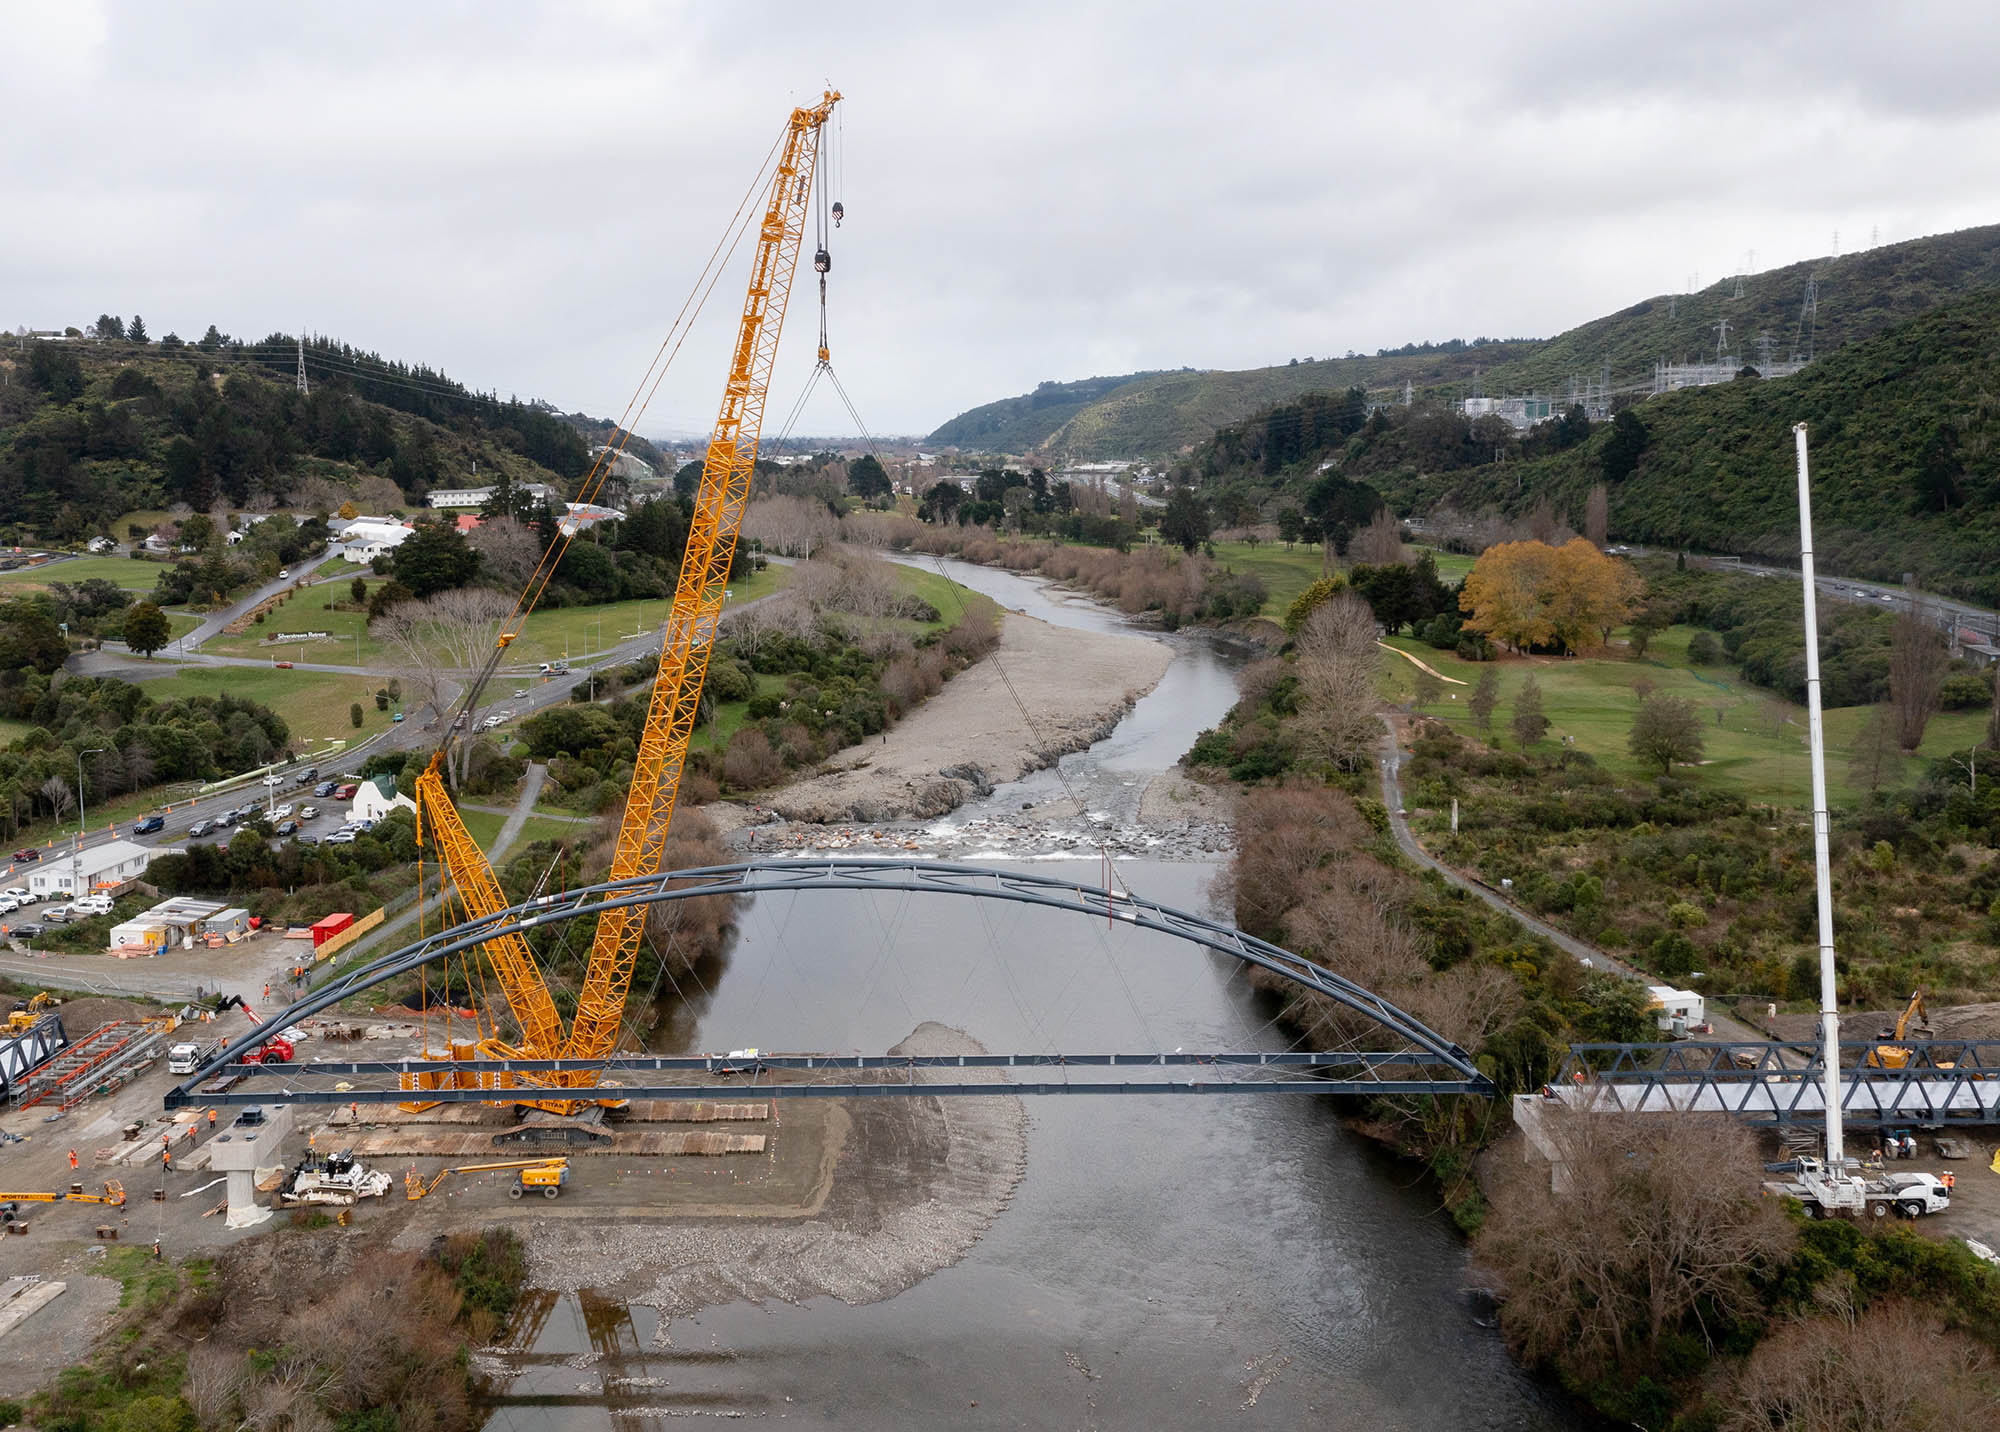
xmin=928 ymin=222 xmax=2000 ymax=461
xmin=0 ymin=327 xmax=588 ymax=541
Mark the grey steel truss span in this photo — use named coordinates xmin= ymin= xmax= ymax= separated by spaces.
xmin=1553 ymin=1039 xmax=2000 ymax=1126
xmin=164 ymin=858 xmax=1493 ymax=1109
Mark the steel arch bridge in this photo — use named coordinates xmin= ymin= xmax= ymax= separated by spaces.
xmin=164 ymin=859 xmax=1494 ymax=1109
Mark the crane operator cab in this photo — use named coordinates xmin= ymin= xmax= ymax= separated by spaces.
xmin=814 ymin=246 xmax=831 ymax=273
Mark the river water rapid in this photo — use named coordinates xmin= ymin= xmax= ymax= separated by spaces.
xmin=480 ymin=559 xmax=1595 ymax=1430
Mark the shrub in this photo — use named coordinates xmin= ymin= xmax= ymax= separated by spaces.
xmin=722 ymin=728 xmax=785 ymax=790
xmin=1688 ymin=630 xmax=1724 ymax=664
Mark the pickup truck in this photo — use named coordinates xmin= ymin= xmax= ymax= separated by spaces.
xmin=168 ymin=1038 xmax=222 ymax=1075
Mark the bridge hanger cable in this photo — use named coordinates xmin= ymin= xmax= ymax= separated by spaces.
xmin=813 ymin=361 xmax=1167 ymax=1050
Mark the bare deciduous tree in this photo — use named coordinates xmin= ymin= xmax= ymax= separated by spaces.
xmin=1726 ymin=1300 xmax=1998 ymax=1431
xmin=1849 ymin=703 xmax=1904 ymax=792
xmin=374 ymin=587 xmax=514 ymax=785
xmin=1350 ymin=507 xmax=1408 ymax=565
xmin=1890 ymin=597 xmax=1948 ymax=749
xmin=1293 ymin=592 xmax=1383 ymax=770
xmin=39 ymin=773 xmax=72 ymax=821
xmin=1474 ymin=1112 xmax=1795 ymax=1385
xmin=466 ymin=515 xmax=544 ymax=592
xmin=1583 ymin=482 xmax=1609 ymax=548
xmin=743 ymin=494 xmax=839 ymax=557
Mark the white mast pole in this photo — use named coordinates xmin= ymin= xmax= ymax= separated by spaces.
xmin=1793 ymin=423 xmax=1845 ymax=1170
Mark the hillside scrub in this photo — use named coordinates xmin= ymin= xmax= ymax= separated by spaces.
xmin=1401 ymin=719 xmax=2000 ymax=1007
xmin=24 ymin=1229 xmax=526 ymax=1432
xmin=1363 ymin=287 xmax=2000 ymax=604
xmin=1476 ymin=1110 xmax=2000 ymax=1427
xmin=0 ymin=672 xmax=291 ymax=835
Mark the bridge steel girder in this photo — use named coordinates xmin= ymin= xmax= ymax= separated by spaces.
xmin=165 ymin=858 xmax=1493 ymax=1108
xmin=1553 ymin=1039 xmax=2000 ymax=1127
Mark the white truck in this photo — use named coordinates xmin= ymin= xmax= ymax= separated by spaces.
xmin=1765 ymin=1157 xmax=1952 ymax=1219
xmin=167 ymin=1038 xmax=222 ymax=1075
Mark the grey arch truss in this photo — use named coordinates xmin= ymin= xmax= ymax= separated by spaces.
xmin=164 ymin=859 xmax=1494 ymax=1108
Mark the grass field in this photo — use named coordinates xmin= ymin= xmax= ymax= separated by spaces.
xmin=1378 ymin=624 xmax=1984 ymax=807
xmin=0 ymin=554 xmax=165 ymax=593
xmin=0 ymin=718 xmax=34 ymax=747
xmin=133 ymin=665 xmax=403 ymax=748
xmin=1205 ymin=540 xmax=1473 ymax=622
xmin=456 ymin=807 xmax=586 ymax=852
xmin=204 ymin=564 xmax=796 ymax=669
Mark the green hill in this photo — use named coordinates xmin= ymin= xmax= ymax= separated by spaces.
xmin=0 ymin=330 xmax=590 ymax=542
xmin=928 ymin=222 xmax=2000 ymax=461
xmin=1207 ymin=286 xmax=2000 ymax=606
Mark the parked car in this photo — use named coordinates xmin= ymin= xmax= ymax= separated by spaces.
xmin=41 ymin=906 xmax=71 ymax=924
xmin=11 ymin=849 xmax=41 ymax=863
xmin=324 ymin=830 xmax=357 ymax=845
xmin=351 ymin=818 xmax=376 ymax=832
xmin=72 ymin=896 xmax=113 ymax=917
xmin=132 ymin=815 xmax=164 ymax=835
xmin=0 ymin=897 xmax=20 ymax=915
xmin=188 ymin=819 xmax=215 ymax=838
xmin=0 ymin=887 xmax=26 ymax=901
xmin=8 ymin=923 xmax=43 ymax=939
xmin=271 ymin=804 xmax=294 ymax=820
xmin=296 ymin=833 xmax=321 ymax=846
xmin=482 ymin=714 xmax=503 ymax=729
xmin=215 ymin=812 xmax=238 ymax=829
xmin=332 ymin=783 xmax=357 ymax=800
xmin=276 ymin=820 xmax=300 ymax=837
xmin=298 ymin=805 xmax=320 ymax=820
xmin=313 ymin=781 xmax=339 ymax=798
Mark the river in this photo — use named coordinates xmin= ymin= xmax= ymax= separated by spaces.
xmin=479 ymin=557 xmax=1596 ymax=1430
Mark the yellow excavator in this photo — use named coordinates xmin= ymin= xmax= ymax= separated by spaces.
xmin=6 ymin=991 xmax=56 ymax=1033
xmin=1866 ymin=989 xmax=1939 ymax=1069
xmin=405 ymin=1157 xmax=569 ymax=1202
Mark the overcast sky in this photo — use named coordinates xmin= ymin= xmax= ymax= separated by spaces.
xmin=8 ymin=1 xmax=1996 ymax=440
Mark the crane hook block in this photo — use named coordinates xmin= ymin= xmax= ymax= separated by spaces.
xmin=831 ymin=201 xmax=844 ymax=227
xmin=813 ymin=247 xmax=831 ymax=274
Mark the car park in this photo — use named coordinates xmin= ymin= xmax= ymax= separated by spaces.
xmin=11 ymin=849 xmax=40 ymax=863
xmin=132 ymin=815 xmax=165 ymax=835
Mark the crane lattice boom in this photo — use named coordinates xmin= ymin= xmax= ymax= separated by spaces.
xmin=408 ymin=90 xmax=840 ymax=1106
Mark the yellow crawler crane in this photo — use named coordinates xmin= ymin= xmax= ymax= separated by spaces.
xmin=408 ymin=90 xmax=840 ymax=1110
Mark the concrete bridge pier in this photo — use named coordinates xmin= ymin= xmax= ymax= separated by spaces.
xmin=205 ymin=1104 xmax=294 ymax=1228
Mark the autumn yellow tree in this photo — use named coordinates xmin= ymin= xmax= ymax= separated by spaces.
xmin=1459 ymin=538 xmax=1639 ymax=653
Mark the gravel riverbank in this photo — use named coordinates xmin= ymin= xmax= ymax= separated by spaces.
xmin=518 ymin=1022 xmax=1026 ymax=1333
xmin=759 ymin=611 xmax=1172 ymax=824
